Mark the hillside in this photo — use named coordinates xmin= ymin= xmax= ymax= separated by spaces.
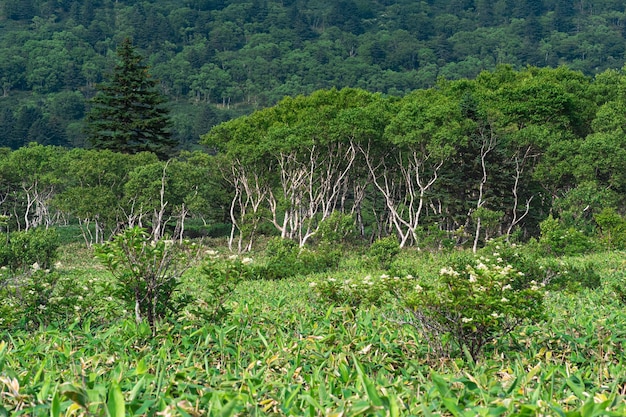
xmin=1 ymin=0 xmax=626 ymax=150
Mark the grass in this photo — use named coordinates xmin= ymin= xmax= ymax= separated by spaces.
xmin=1 ymin=245 xmax=626 ymax=415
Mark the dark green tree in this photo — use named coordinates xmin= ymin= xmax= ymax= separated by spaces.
xmin=86 ymin=38 xmax=175 ymax=160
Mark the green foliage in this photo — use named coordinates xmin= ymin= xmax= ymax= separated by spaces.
xmin=85 ymin=38 xmax=175 ymax=159
xmin=0 ymin=227 xmax=59 ymax=275
xmin=0 ymin=269 xmax=93 ymax=331
xmin=539 ymin=215 xmax=596 ymax=256
xmin=196 ymin=253 xmax=254 ymax=321
xmin=94 ymin=227 xmax=198 ymax=333
xmin=541 ymin=259 xmax=602 ymax=292
xmin=315 ymin=211 xmax=355 ymax=246
xmin=594 ymin=207 xmax=626 ymax=250
xmin=480 ymin=238 xmax=601 ymax=292
xmin=609 ymin=271 xmax=626 ymax=306
xmin=2 ymin=241 xmax=626 ymax=415
xmin=0 ymin=228 xmax=98 ymax=331
xmin=367 ymin=236 xmax=401 ymax=270
xmin=415 ymin=224 xmax=456 ymax=252
xmin=255 ymin=237 xmax=342 ymax=280
xmin=400 ymin=257 xmax=546 ymax=360
xmin=259 ymin=237 xmax=300 ymax=280
xmin=310 ymin=272 xmax=400 ymax=308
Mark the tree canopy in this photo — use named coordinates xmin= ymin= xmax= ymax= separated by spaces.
xmin=2 ymin=0 xmax=626 ymax=149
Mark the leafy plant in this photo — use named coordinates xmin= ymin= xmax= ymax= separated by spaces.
xmin=594 ymin=207 xmax=626 ymax=250
xmin=197 ymin=253 xmax=254 ymax=321
xmin=0 ymin=228 xmax=59 ymax=275
xmin=480 ymin=238 xmax=601 ymax=292
xmin=94 ymin=226 xmax=199 ymax=333
xmin=539 ymin=215 xmax=595 ymax=256
xmin=368 ymin=236 xmax=401 ymax=270
xmin=256 ymin=237 xmax=342 ymax=280
xmin=315 ymin=211 xmax=356 ymax=246
xmin=310 ymin=272 xmax=400 ymax=308
xmin=398 ymin=256 xmax=546 ymax=360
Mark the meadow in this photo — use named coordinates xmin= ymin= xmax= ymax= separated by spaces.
xmin=1 ymin=234 xmax=626 ymax=416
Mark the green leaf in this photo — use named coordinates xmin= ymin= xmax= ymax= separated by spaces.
xmin=135 ymin=358 xmax=147 ymax=375
xmin=352 ymin=354 xmax=383 ymax=407
xmin=128 ymin=376 xmax=145 ymax=403
xmin=431 ymin=373 xmax=451 ymax=398
xmin=566 ymin=375 xmax=585 ymax=399
xmin=106 ymin=382 xmax=125 ymax=417
xmin=59 ymin=383 xmax=89 ymax=409
xmin=442 ymin=397 xmax=463 ymax=417
xmin=50 ymin=391 xmax=61 ymax=417
xmin=218 ymin=399 xmax=240 ymax=417
xmin=0 ymin=341 xmax=6 ymax=373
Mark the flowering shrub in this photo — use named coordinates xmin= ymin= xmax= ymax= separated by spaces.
xmin=311 ymin=248 xmax=546 ymax=360
xmin=479 ymin=238 xmax=601 ymax=292
xmin=310 ymin=273 xmax=408 ymax=308
xmin=401 ymin=257 xmax=546 ymax=360
xmin=0 ymin=228 xmax=59 ymax=276
xmin=0 ymin=264 xmax=95 ymax=331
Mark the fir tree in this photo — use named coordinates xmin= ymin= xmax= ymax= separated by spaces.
xmin=86 ymin=38 xmax=175 ymax=159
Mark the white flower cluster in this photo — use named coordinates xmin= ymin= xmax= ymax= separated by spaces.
xmin=439 ymin=267 xmax=460 ymax=277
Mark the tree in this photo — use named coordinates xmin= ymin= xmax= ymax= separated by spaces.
xmin=85 ymin=38 xmax=176 ymax=160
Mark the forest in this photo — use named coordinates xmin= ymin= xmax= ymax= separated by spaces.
xmin=2 ymin=65 xmax=626 ymax=252
xmin=2 ymin=0 xmax=626 ymax=149
xmin=4 ymin=1 xmax=626 ymax=416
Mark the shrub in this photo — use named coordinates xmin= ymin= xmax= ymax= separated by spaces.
xmin=0 ymin=228 xmax=59 ymax=275
xmin=310 ymin=272 xmax=403 ymax=308
xmin=479 ymin=238 xmax=601 ymax=292
xmin=315 ymin=212 xmax=355 ymax=246
xmin=368 ymin=236 xmax=401 ymax=270
xmin=0 ymin=228 xmax=66 ymax=330
xmin=196 ymin=253 xmax=254 ymax=321
xmin=594 ymin=207 xmax=626 ymax=250
xmin=399 ymin=256 xmax=545 ymax=361
xmin=539 ymin=215 xmax=595 ymax=256
xmin=540 ymin=259 xmax=602 ymax=292
xmin=610 ymin=271 xmax=626 ymax=306
xmin=255 ymin=237 xmax=342 ymax=280
xmin=311 ymin=251 xmax=546 ymax=361
xmin=94 ymin=227 xmax=200 ymax=334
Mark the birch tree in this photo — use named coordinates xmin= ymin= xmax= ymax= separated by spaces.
xmin=362 ymin=87 xmax=466 ymax=247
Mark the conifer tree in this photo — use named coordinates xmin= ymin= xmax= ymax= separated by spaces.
xmin=86 ymin=38 xmax=175 ymax=160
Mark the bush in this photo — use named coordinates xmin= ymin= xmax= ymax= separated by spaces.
xmin=479 ymin=238 xmax=601 ymax=292
xmin=311 ymin=250 xmax=546 ymax=361
xmin=0 ymin=228 xmax=59 ymax=275
xmin=310 ymin=272 xmax=403 ymax=308
xmin=94 ymin=227 xmax=200 ymax=334
xmin=399 ymin=256 xmax=545 ymax=360
xmin=539 ymin=215 xmax=595 ymax=256
xmin=368 ymin=236 xmax=401 ymax=270
xmin=196 ymin=253 xmax=254 ymax=321
xmin=315 ymin=212 xmax=355 ymax=246
xmin=255 ymin=237 xmax=342 ymax=280
xmin=594 ymin=207 xmax=626 ymax=250
xmin=0 ymin=228 xmax=66 ymax=330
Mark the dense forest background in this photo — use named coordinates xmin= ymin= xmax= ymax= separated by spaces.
xmin=2 ymin=0 xmax=626 ymax=150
